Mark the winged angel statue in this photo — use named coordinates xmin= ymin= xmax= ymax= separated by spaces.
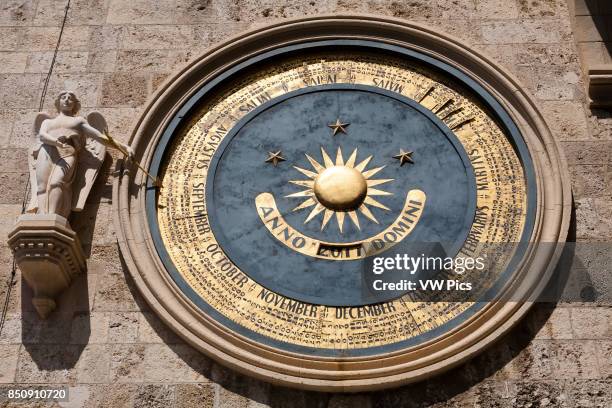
xmin=26 ymin=91 xmax=134 ymax=218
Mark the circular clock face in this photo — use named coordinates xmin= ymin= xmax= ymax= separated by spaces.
xmin=119 ymin=18 xmax=569 ymax=390
xmin=152 ymin=41 xmax=534 ymax=356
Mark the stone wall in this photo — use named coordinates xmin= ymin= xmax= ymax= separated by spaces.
xmin=0 ymin=0 xmax=610 ymax=407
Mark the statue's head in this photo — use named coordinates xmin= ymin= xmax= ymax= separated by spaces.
xmin=55 ymin=91 xmax=81 ymax=116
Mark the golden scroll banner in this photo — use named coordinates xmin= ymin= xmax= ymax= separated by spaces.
xmin=255 ymin=190 xmax=426 ymax=261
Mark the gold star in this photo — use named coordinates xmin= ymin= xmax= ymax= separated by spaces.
xmin=265 ymin=151 xmax=286 ymax=166
xmin=393 ymin=149 xmax=414 ymax=166
xmin=327 ymin=118 xmax=350 ymax=136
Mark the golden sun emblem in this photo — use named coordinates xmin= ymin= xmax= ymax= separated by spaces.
xmin=286 ymin=147 xmax=394 ymax=232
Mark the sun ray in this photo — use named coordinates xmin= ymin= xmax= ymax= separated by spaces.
xmin=304 ymin=203 xmax=325 ymax=224
xmin=335 ymin=147 xmax=344 ymax=166
xmin=368 ymin=188 xmax=393 ymax=196
xmin=367 ymin=179 xmax=394 ymax=187
xmin=335 ymin=211 xmax=345 ymax=233
xmin=362 ymin=166 xmax=385 ymax=179
xmin=354 ymin=155 xmax=372 ymax=172
xmin=292 ymin=198 xmax=316 ymax=212
xmin=320 ymin=147 xmax=334 ymax=168
xmin=285 ymin=189 xmax=314 ymax=198
xmin=345 ymin=148 xmax=358 ymax=168
xmin=289 ymin=180 xmax=315 ymax=188
xmin=359 ymin=204 xmax=379 ymax=224
xmin=305 ymin=154 xmax=325 ymax=173
xmin=364 ymin=196 xmax=390 ymax=211
xmin=293 ymin=165 xmax=318 ymax=179
xmin=347 ymin=211 xmax=360 ymax=230
xmin=321 ymin=209 xmax=334 ymax=230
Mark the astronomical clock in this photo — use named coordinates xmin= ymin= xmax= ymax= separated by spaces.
xmin=115 ymin=16 xmax=571 ymax=391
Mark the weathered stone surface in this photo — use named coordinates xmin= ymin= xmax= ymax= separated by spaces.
xmin=0 ymin=344 xmax=19 ymax=383
xmin=109 ymin=344 xmax=145 ymax=383
xmin=16 ymin=345 xmax=79 ymax=383
xmin=143 ymin=344 xmax=210 ymax=382
xmin=0 ymin=0 xmax=37 ymax=26
xmin=77 ymin=344 xmax=111 ymax=383
xmin=100 ymin=72 xmax=147 ymax=108
xmin=108 ymin=312 xmax=139 ymax=343
xmin=138 ymin=312 xmax=183 ymax=344
xmin=175 ymin=383 xmax=215 ymax=408
xmin=133 ymin=384 xmax=175 ymax=408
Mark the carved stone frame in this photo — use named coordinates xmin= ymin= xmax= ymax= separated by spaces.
xmin=113 ymin=15 xmax=572 ymax=392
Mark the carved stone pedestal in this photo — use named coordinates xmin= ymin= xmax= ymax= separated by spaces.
xmin=8 ymin=214 xmax=86 ymax=318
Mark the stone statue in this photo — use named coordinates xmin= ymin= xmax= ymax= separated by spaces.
xmin=26 ymin=90 xmax=134 ymax=218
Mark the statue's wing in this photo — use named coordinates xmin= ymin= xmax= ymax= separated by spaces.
xmin=26 ymin=112 xmax=52 ymax=213
xmin=71 ymin=112 xmax=107 ymax=211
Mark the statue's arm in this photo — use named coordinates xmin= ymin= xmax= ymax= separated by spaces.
xmin=38 ymin=120 xmax=65 ymax=148
xmin=80 ymin=121 xmax=134 ymax=159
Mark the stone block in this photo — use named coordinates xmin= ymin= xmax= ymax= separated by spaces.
xmin=82 ymin=384 xmax=138 ymax=408
xmin=551 ymin=340 xmax=601 ymax=379
xmin=115 ymin=49 xmax=195 ymax=73
xmin=76 ymin=344 xmax=111 ymax=383
xmin=66 ymin=0 xmax=110 ymax=25
xmin=107 ymin=0 xmax=175 ymax=24
xmin=475 ymin=0 xmax=519 ymax=19
xmin=595 ymin=340 xmax=611 ymax=377
xmin=175 ymin=383 xmax=215 ymax=408
xmin=505 ymin=381 xmax=569 ymax=407
xmin=174 ymin=0 xmax=217 ymax=24
xmin=0 ymin=172 xmax=28 ymax=204
xmin=531 ymin=306 xmax=574 ymax=340
xmin=0 ymin=52 xmax=28 ymax=73
xmin=120 ymin=25 xmax=194 ymax=50
xmin=561 ymin=141 xmax=611 ymax=165
xmin=100 ymin=72 xmax=148 ymax=108
xmin=33 ymin=0 xmax=72 ymax=26
xmin=16 ymin=344 xmax=79 ymax=383
xmin=133 ymin=384 xmax=175 ymax=408
xmin=0 ymin=314 xmax=21 ymax=344
xmin=569 ymin=165 xmax=607 ymax=198
xmin=0 ymin=27 xmax=24 ymax=51
xmin=108 ymin=312 xmax=139 ymax=343
xmin=92 ymin=270 xmax=140 ymax=312
xmin=481 ymin=20 xmax=565 ymax=44
xmin=110 ymin=344 xmax=145 ymax=383
xmin=86 ymin=50 xmax=117 ymax=73
xmin=138 ymin=312 xmax=183 ymax=344
xmin=143 ymin=344 xmax=210 ymax=382
xmin=0 ymin=74 xmax=40 ymax=109
xmin=0 ymin=344 xmax=19 ymax=383
xmin=25 ymin=51 xmax=89 ymax=74
xmin=21 ymin=27 xmax=62 ymax=51
xmin=566 ymin=379 xmax=612 ymax=408
xmin=0 ymin=0 xmax=37 ymax=26
xmin=540 ymin=101 xmax=591 ymax=141
xmin=571 ymin=307 xmax=611 ymax=339
xmin=70 ymin=311 xmax=110 ymax=344
xmin=575 ymin=198 xmax=612 ymax=240
xmin=328 ymin=395 xmax=372 ymax=408
xmin=508 ymin=340 xmax=553 ymax=380
xmin=516 ymin=0 xmax=562 ymax=19
xmin=218 ymin=386 xmax=250 ymax=408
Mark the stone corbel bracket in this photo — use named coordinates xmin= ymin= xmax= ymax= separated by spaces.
xmin=589 ymin=65 xmax=612 ymax=108
xmin=8 ymin=214 xmax=86 ymax=318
